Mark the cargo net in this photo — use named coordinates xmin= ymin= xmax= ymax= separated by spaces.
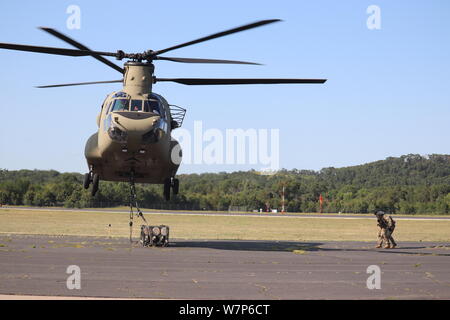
xmin=140 ymin=225 xmax=169 ymax=247
xmin=128 ymin=171 xmax=169 ymax=247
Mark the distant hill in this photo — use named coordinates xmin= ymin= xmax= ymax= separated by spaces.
xmin=317 ymin=154 xmax=450 ymax=187
xmin=1 ymin=154 xmax=449 ymax=214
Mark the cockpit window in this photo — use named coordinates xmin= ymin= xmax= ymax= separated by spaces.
xmin=130 ymin=100 xmax=142 ymax=112
xmin=111 ymin=99 xmax=129 ymax=112
xmin=109 ymin=98 xmax=164 ymax=116
xmin=144 ymin=99 xmax=162 ymax=116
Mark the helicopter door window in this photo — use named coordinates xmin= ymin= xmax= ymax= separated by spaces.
xmin=130 ymin=100 xmax=143 ymax=112
xmin=111 ymin=99 xmax=129 ymax=112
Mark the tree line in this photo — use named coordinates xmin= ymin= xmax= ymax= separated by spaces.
xmin=0 ymin=154 xmax=449 ymax=214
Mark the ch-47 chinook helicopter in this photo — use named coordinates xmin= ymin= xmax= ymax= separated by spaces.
xmin=0 ymin=19 xmax=326 ymax=244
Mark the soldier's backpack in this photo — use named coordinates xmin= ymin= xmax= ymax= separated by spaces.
xmin=388 ymin=216 xmax=396 ymax=230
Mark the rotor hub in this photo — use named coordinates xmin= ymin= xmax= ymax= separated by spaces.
xmin=115 ymin=50 xmax=157 ymax=62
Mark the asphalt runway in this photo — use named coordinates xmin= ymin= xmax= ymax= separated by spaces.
xmin=0 ymin=234 xmax=449 ymax=299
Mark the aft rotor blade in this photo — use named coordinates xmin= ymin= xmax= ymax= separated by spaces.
xmin=156 ymin=56 xmax=261 ymax=65
xmin=39 ymin=27 xmax=124 ymax=73
xmin=153 ymin=19 xmax=281 ymax=56
xmin=35 ymin=79 xmax=123 ymax=88
xmin=0 ymin=42 xmax=117 ymax=57
xmin=155 ymin=78 xmax=327 ymax=85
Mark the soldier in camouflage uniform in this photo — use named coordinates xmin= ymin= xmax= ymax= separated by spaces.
xmin=374 ymin=211 xmax=397 ymax=249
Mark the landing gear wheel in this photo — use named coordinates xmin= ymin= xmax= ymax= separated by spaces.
xmin=91 ymin=173 xmax=99 ymax=196
xmin=83 ymin=173 xmax=91 ymax=190
xmin=172 ymin=178 xmax=179 ymax=195
xmin=163 ymin=178 xmax=171 ymax=201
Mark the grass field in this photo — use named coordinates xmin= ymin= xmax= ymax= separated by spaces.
xmin=0 ymin=208 xmax=449 ymax=242
xmin=11 ymin=205 xmax=450 ymax=218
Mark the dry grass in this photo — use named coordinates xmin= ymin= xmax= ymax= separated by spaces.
xmin=0 ymin=209 xmax=449 ymax=242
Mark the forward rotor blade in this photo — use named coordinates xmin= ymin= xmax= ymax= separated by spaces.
xmin=35 ymin=79 xmax=123 ymax=88
xmin=39 ymin=27 xmax=124 ymax=73
xmin=155 ymin=78 xmax=327 ymax=85
xmin=156 ymin=56 xmax=261 ymax=65
xmin=0 ymin=42 xmax=117 ymax=58
xmin=153 ymin=19 xmax=281 ymax=56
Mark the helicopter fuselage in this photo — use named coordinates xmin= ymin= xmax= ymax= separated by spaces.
xmin=84 ymin=62 xmax=182 ymax=184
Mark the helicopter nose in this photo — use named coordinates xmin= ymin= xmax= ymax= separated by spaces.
xmin=112 ymin=112 xmax=160 ymax=132
xmin=141 ymin=118 xmax=165 ymax=144
xmin=110 ymin=112 xmax=163 ymax=145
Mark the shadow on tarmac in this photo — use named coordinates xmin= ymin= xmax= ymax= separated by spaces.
xmin=169 ymin=240 xmax=324 ymax=252
xmin=168 ymin=240 xmax=450 ymax=256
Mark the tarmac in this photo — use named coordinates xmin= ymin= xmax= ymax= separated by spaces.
xmin=0 ymin=234 xmax=449 ymax=299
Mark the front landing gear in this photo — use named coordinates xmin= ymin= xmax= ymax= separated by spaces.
xmin=83 ymin=171 xmax=99 ymax=196
xmin=83 ymin=173 xmax=90 ymax=189
xmin=163 ymin=177 xmax=179 ymax=201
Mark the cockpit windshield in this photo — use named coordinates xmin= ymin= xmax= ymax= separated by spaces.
xmin=111 ymin=99 xmax=129 ymax=112
xmin=109 ymin=97 xmax=164 ymax=117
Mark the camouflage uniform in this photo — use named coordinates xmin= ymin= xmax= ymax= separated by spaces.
xmin=375 ymin=211 xmax=397 ymax=249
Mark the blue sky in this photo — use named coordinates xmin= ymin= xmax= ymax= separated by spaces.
xmin=0 ymin=0 xmax=449 ymax=174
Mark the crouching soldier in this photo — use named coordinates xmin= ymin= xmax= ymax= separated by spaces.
xmin=374 ymin=211 xmax=397 ymax=249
